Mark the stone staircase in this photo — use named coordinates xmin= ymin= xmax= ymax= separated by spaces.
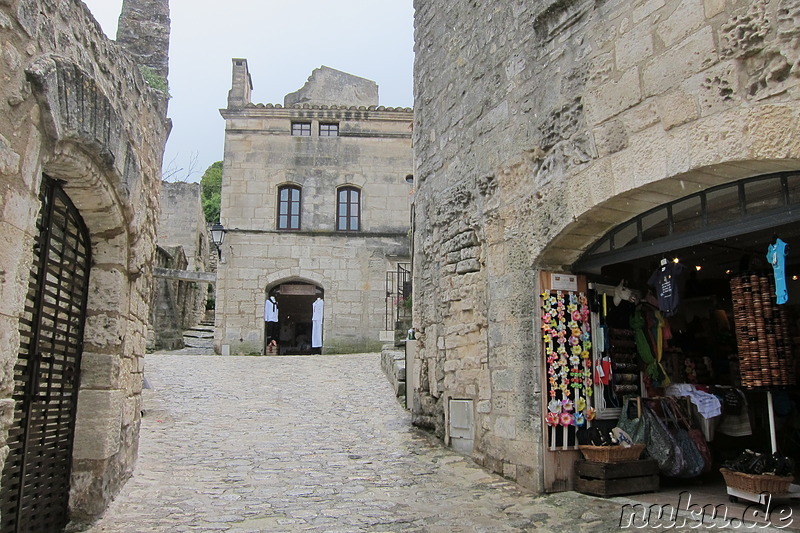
xmin=182 ymin=320 xmax=215 ymax=354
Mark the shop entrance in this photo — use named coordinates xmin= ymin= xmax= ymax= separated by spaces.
xmin=265 ymin=282 xmax=324 ymax=355
xmin=543 ymin=172 xmax=800 ymax=516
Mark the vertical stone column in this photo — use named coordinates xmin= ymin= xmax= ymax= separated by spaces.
xmin=116 ymin=0 xmax=171 ymax=80
xmin=227 ymin=59 xmax=252 ymax=109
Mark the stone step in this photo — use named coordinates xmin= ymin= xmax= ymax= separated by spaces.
xmin=183 ymin=331 xmax=214 ymax=339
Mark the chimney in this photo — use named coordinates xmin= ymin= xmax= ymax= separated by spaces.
xmin=227 ymin=58 xmax=252 ymax=109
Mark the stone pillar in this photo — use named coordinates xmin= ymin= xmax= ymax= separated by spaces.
xmin=227 ymin=58 xmax=252 ymax=109
xmin=116 ymin=0 xmax=171 ymax=80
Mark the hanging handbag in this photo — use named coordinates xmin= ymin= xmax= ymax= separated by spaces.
xmin=660 ymin=398 xmax=705 ymax=478
xmin=617 ymin=398 xmax=685 ymax=475
xmin=671 ymin=398 xmax=713 ymax=474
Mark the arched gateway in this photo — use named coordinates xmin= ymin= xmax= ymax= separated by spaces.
xmin=265 ymin=281 xmax=324 ymax=355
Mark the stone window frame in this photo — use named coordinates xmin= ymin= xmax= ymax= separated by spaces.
xmin=277 ymin=184 xmax=302 ymax=230
xmin=336 ymin=186 xmax=361 ymax=231
xmin=319 ymin=122 xmax=339 ymax=137
xmin=291 ymin=122 xmax=311 ymax=136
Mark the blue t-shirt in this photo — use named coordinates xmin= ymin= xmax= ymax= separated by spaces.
xmin=767 ymin=238 xmax=789 ymax=305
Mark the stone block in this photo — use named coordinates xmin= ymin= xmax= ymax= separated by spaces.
xmin=704 ymin=0 xmax=726 ymax=17
xmin=656 ymin=89 xmax=699 ymax=130
xmin=633 ymin=0 xmax=666 ymax=24
xmin=493 ymin=415 xmax=516 ymax=439
xmin=80 ymin=353 xmax=122 ymax=390
xmin=656 ymin=0 xmax=705 ymax=48
xmin=642 ymin=26 xmax=717 ymax=97
xmin=491 ymin=369 xmax=514 ymax=392
xmin=73 ymin=390 xmax=124 ymax=460
xmin=584 ymin=67 xmax=642 ymax=126
xmin=616 ymin=23 xmax=653 ymax=71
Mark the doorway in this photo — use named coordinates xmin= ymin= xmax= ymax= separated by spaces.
xmin=265 ymin=282 xmax=324 ymax=355
xmin=0 ymin=177 xmax=91 ymax=532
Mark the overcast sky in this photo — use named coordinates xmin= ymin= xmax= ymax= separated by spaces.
xmin=82 ymin=0 xmax=415 ymax=181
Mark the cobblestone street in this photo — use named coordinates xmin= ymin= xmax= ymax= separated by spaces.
xmin=86 ymin=353 xmax=633 ymax=532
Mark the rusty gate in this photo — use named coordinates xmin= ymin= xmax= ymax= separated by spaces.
xmin=0 ymin=177 xmax=91 ymax=532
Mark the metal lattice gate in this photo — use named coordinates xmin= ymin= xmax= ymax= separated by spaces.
xmin=0 ymin=177 xmax=91 ymax=532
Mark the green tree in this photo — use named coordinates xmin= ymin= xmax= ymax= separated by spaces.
xmin=200 ymin=161 xmax=222 ymax=224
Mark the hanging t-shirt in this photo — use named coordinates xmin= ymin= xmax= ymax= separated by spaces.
xmin=311 ymin=298 xmax=324 ymax=348
xmin=264 ymin=298 xmax=279 ymax=322
xmin=647 ymin=262 xmax=685 ymax=317
xmin=767 ymin=238 xmax=789 ymax=304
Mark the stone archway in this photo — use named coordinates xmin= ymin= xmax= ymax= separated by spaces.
xmin=20 ymin=55 xmax=167 ymax=522
xmin=264 ymin=278 xmax=325 ymax=355
xmin=537 ymin=160 xmax=800 ymax=271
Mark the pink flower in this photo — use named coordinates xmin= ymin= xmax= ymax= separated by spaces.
xmin=559 ymin=412 xmax=574 ymax=426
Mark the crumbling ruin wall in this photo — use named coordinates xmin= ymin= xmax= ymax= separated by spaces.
xmin=157 ymin=181 xmax=210 ymax=330
xmin=412 ymin=0 xmax=800 ymax=492
xmin=0 ymin=0 xmax=170 ymax=523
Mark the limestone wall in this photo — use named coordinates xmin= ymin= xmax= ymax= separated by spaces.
xmin=218 ymin=61 xmax=413 ymax=355
xmin=412 ymin=0 xmax=800 ymax=492
xmin=216 ymin=232 xmax=408 ymax=354
xmin=157 ymin=181 xmax=210 ymax=328
xmin=0 ymin=0 xmax=169 ymax=522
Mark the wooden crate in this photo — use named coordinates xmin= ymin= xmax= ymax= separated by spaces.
xmin=575 ymin=459 xmax=659 ymax=497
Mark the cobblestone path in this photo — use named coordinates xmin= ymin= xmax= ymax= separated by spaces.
xmin=87 ymin=354 xmax=630 ymax=532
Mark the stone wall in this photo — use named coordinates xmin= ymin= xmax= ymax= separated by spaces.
xmin=412 ymin=0 xmax=800 ymax=492
xmin=156 ymin=181 xmax=210 ymax=328
xmin=0 ymin=0 xmax=169 ymax=523
xmin=217 ymin=60 xmax=413 ymax=355
xmin=150 ymin=246 xmax=191 ymax=351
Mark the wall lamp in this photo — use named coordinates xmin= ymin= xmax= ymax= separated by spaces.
xmin=210 ymin=222 xmax=226 ymax=261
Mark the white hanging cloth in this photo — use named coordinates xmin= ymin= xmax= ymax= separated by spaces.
xmin=312 ymin=298 xmax=324 ymax=348
xmin=264 ymin=297 xmax=279 ymax=322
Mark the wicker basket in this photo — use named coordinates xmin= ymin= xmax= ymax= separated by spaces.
xmin=578 ymin=444 xmax=645 ymax=463
xmin=720 ymin=468 xmax=793 ymax=494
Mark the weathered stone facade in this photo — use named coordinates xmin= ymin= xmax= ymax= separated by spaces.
xmin=412 ymin=0 xmax=800 ymax=492
xmin=151 ymin=181 xmax=210 ymax=349
xmin=0 ymin=0 xmax=169 ymax=525
xmin=217 ymin=60 xmax=413 ymax=355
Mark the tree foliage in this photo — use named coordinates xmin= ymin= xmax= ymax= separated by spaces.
xmin=200 ymin=161 xmax=222 ymax=224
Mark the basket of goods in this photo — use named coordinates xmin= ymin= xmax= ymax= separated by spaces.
xmin=578 ymin=427 xmax=644 ymax=463
xmin=720 ymin=450 xmax=794 ymax=494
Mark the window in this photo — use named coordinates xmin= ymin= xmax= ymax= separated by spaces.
xmin=277 ymin=185 xmax=301 ymax=230
xmin=291 ymin=122 xmax=311 ymax=136
xmin=320 ymin=123 xmax=339 ymax=137
xmin=337 ymin=187 xmax=360 ymax=231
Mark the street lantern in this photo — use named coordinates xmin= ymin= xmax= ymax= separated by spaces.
xmin=210 ymin=222 xmax=226 ymax=260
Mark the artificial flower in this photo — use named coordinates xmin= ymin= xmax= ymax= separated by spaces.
xmin=575 ymin=412 xmax=586 ymax=426
xmin=559 ymin=412 xmax=574 ymax=426
xmin=586 ymin=407 xmax=596 ymax=420
xmin=577 ymin=397 xmax=586 ymax=412
xmin=548 ymin=398 xmax=561 ymax=413
xmin=546 ymin=412 xmax=559 ymax=426
xmin=561 ymin=399 xmax=574 ymax=412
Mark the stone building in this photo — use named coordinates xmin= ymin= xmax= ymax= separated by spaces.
xmin=216 ymin=61 xmax=413 ymax=355
xmin=0 ymin=0 xmax=170 ymax=528
xmin=151 ymin=182 xmax=211 ymax=350
xmin=411 ymin=0 xmax=800 ymax=493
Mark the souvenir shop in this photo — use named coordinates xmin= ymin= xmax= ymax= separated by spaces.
xmin=539 ymin=172 xmax=800 ymax=501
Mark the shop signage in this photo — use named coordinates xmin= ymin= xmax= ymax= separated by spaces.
xmin=279 ymin=284 xmax=317 ymax=295
xmin=551 ymin=273 xmax=578 ymax=291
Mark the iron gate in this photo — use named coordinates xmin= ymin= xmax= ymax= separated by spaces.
xmin=0 ymin=177 xmax=91 ymax=532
